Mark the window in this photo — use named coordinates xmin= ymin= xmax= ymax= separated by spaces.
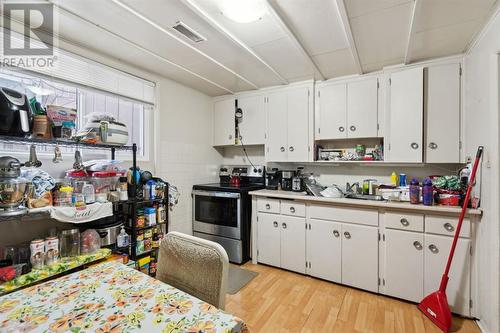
xmin=0 ymin=67 xmax=151 ymax=160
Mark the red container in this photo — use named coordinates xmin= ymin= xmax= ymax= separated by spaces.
xmin=437 ymin=194 xmax=461 ymax=206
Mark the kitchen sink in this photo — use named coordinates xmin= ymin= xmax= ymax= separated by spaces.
xmin=345 ymin=193 xmax=385 ymax=201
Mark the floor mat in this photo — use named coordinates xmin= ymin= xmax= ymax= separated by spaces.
xmin=227 ymin=265 xmax=259 ymax=295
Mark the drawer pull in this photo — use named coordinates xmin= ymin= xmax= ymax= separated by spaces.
xmin=289 ymin=146 xmax=295 ymax=152
xmin=413 ymin=241 xmax=423 ymax=250
xmin=289 ymin=207 xmax=295 ymax=213
xmin=349 ymin=125 xmax=356 ymax=132
xmin=333 ymin=230 xmax=340 ymax=238
xmin=410 ymin=142 xmax=419 ymax=150
xmin=429 ymin=142 xmax=438 ymax=150
xmin=344 ymin=231 xmax=351 ymax=239
xmin=400 ymin=218 xmax=410 ymax=227
xmin=443 ymin=223 xmax=455 ymax=232
xmin=265 ymin=204 xmax=271 ymax=210
xmin=428 ymin=244 xmax=439 ymax=254
xmin=339 ymin=126 xmax=345 ymax=132
xmin=282 ymin=222 xmax=287 ymax=229
xmin=280 ymin=146 xmax=285 ymax=152
xmin=273 ymin=221 xmax=278 ymax=228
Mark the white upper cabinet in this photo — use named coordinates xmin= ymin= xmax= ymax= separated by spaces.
xmin=266 ymin=91 xmax=288 ymax=162
xmin=316 ymin=77 xmax=379 ymax=140
xmin=213 ymin=97 xmax=236 ymax=146
xmin=266 ymin=85 xmax=312 ymax=162
xmin=425 ymin=63 xmax=461 ymax=163
xmin=316 ymin=83 xmax=347 ymax=139
xmin=236 ymin=94 xmax=266 ymax=146
xmin=347 ymin=78 xmax=379 ymax=138
xmin=388 ymin=67 xmax=424 ymax=162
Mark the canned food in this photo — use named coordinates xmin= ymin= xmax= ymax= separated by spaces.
xmin=30 ymin=239 xmax=45 ymax=270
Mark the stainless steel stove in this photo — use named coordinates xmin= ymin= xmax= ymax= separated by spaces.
xmin=192 ymin=165 xmax=265 ymax=264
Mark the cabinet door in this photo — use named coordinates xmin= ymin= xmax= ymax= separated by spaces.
xmin=287 ymin=88 xmax=310 ymax=162
xmin=213 ymin=98 xmax=235 ymax=146
xmin=237 ymin=94 xmax=266 ymax=145
xmin=424 ymin=234 xmax=471 ymax=316
xmin=307 ymin=219 xmax=342 ymax=283
xmin=425 ymin=63 xmax=460 ymax=163
xmin=280 ymin=215 xmax=306 ymax=274
xmin=347 ymin=78 xmax=378 ymax=138
xmin=316 ymin=83 xmax=347 ymax=139
xmin=389 ymin=67 xmax=423 ymax=162
xmin=384 ymin=229 xmax=424 ymax=302
xmin=257 ymin=213 xmax=281 ymax=267
xmin=341 ymin=223 xmax=379 ymax=293
xmin=266 ymin=91 xmax=288 ymax=162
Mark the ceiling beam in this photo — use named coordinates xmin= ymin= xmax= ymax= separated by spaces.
xmin=404 ymin=0 xmax=421 ymax=65
xmin=334 ymin=0 xmax=363 ymax=75
xmin=180 ymin=0 xmax=289 ymax=85
xmin=110 ymin=0 xmax=259 ymax=90
xmin=265 ymin=0 xmax=325 ymax=80
xmin=45 ymin=1 xmax=235 ymax=95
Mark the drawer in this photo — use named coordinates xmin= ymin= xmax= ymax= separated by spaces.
xmin=385 ymin=212 xmax=424 ymax=232
xmin=280 ymin=201 xmax=306 ymax=217
xmin=257 ymin=198 xmax=280 ymax=214
xmin=308 ymin=204 xmax=378 ymax=227
xmin=425 ymin=215 xmax=471 ymax=238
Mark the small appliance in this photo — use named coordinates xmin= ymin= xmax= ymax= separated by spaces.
xmin=0 ymin=156 xmax=29 ymax=217
xmin=281 ymin=171 xmax=295 ymax=191
xmin=292 ymin=167 xmax=305 ymax=192
xmin=0 ymin=87 xmax=32 ymax=137
xmin=265 ymin=168 xmax=281 ymax=190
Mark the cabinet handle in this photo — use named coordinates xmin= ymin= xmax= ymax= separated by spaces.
xmin=443 ymin=223 xmax=455 ymax=232
xmin=289 ymin=207 xmax=295 ymax=213
xmin=344 ymin=231 xmax=351 ymax=239
xmin=338 ymin=126 xmax=345 ymax=132
xmin=265 ymin=204 xmax=271 ymax=210
xmin=289 ymin=146 xmax=294 ymax=152
xmin=428 ymin=244 xmax=439 ymax=254
xmin=413 ymin=241 xmax=423 ymax=250
xmin=349 ymin=125 xmax=356 ymax=132
xmin=410 ymin=142 xmax=419 ymax=149
xmin=429 ymin=142 xmax=438 ymax=150
xmin=273 ymin=221 xmax=278 ymax=228
xmin=282 ymin=222 xmax=287 ymax=229
xmin=400 ymin=218 xmax=410 ymax=227
xmin=333 ymin=230 xmax=340 ymax=238
xmin=280 ymin=146 xmax=285 ymax=152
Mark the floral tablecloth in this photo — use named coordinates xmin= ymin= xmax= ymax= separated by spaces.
xmin=0 ymin=249 xmax=112 ymax=296
xmin=0 ymin=261 xmax=247 ymax=333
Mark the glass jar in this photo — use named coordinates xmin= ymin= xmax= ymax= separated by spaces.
xmin=59 ymin=229 xmax=80 ymax=258
xmin=54 ymin=185 xmax=74 ymax=207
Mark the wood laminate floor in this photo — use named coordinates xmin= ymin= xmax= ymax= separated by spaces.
xmin=226 ymin=263 xmax=480 ymax=333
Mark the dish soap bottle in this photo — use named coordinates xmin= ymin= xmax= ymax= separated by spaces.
xmin=117 ymin=227 xmax=130 ymax=248
xmin=390 ymin=172 xmax=398 ymax=186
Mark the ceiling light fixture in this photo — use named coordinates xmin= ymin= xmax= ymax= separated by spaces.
xmin=219 ymin=0 xmax=266 ymax=23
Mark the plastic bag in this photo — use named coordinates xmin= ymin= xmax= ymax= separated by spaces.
xmin=80 ymin=229 xmax=101 ymax=254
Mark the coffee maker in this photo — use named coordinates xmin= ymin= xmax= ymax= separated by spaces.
xmin=281 ymin=170 xmax=295 ymax=191
xmin=265 ymin=168 xmax=281 ymax=190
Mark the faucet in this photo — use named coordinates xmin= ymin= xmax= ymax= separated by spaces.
xmin=345 ymin=182 xmax=361 ymax=194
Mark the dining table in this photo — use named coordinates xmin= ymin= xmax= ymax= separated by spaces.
xmin=0 ymin=260 xmax=248 ymax=333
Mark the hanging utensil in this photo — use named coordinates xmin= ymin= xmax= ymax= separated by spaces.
xmin=53 ymin=145 xmax=63 ymax=163
xmin=24 ymin=144 xmax=42 ymax=168
xmin=73 ymin=149 xmax=84 ymax=170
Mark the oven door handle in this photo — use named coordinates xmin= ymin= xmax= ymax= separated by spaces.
xmin=192 ymin=190 xmax=241 ymax=199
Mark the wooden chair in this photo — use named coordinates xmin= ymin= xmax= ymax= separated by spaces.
xmin=156 ymin=231 xmax=229 ymax=309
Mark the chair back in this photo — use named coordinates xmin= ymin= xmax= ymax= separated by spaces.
xmin=156 ymin=231 xmax=229 ymax=309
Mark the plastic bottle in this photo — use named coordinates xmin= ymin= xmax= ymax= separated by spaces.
xmin=82 ymin=182 xmax=96 ymax=204
xmin=399 ymin=173 xmax=407 ymax=187
xmin=117 ymin=227 xmax=130 ymax=248
xmin=422 ymin=178 xmax=434 ymax=206
xmin=409 ymin=178 xmax=420 ymax=204
xmin=390 ymin=172 xmax=398 ymax=186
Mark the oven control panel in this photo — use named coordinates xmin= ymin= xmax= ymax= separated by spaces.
xmin=219 ymin=165 xmax=265 ymax=178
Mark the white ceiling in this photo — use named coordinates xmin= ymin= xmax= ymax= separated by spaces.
xmin=2 ymin=0 xmax=499 ymax=96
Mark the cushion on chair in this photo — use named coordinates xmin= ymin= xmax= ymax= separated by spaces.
xmin=156 ymin=232 xmax=228 ymax=309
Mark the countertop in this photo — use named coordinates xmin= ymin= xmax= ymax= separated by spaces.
xmin=249 ymin=189 xmax=483 ymax=217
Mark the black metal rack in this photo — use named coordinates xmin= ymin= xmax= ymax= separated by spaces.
xmin=0 ymin=135 xmax=134 ymax=151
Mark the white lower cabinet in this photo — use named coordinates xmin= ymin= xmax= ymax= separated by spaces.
xmin=257 ymin=212 xmax=306 ymax=274
xmin=341 ymin=223 xmax=379 ymax=293
xmin=424 ymin=234 xmax=471 ymax=316
xmin=384 ymin=229 xmax=424 ymax=302
xmin=306 ymin=219 xmax=342 ymax=283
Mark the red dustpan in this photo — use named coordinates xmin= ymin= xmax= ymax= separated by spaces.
xmin=418 ymin=146 xmax=483 ymax=332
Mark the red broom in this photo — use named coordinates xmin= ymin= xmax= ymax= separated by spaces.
xmin=418 ymin=146 xmax=483 ymax=332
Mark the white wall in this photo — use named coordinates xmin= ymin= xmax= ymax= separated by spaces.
xmin=154 ymin=79 xmax=222 ymax=234
xmin=463 ymin=7 xmax=500 ymax=332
